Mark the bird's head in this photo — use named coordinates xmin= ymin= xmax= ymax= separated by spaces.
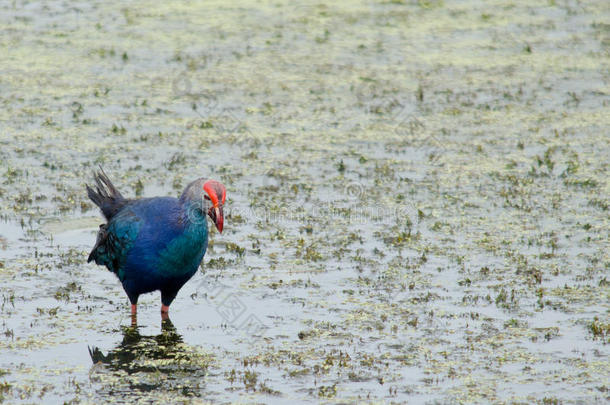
xmin=181 ymin=178 xmax=226 ymax=233
xmin=203 ymin=180 xmax=226 ymax=233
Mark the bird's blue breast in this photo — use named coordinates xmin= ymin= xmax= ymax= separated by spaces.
xmin=120 ymin=197 xmax=209 ymax=294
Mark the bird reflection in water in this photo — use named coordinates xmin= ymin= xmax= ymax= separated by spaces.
xmin=88 ymin=318 xmax=213 ymax=397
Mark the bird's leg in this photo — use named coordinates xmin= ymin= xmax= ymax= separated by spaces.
xmin=161 ymin=304 xmax=170 ymax=321
xmin=160 ymin=290 xmax=175 ymax=318
xmin=130 ymin=304 xmax=137 ymax=326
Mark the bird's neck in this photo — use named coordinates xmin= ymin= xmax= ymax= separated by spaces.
xmin=180 ymin=198 xmax=208 ymax=230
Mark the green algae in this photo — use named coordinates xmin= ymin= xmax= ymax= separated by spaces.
xmin=0 ymin=0 xmax=609 ymax=403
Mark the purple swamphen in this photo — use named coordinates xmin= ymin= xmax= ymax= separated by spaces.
xmin=86 ymin=170 xmax=226 ymax=319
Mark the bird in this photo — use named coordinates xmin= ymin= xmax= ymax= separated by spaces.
xmin=86 ymin=169 xmax=225 ymax=320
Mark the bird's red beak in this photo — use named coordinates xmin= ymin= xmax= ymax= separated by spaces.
xmin=203 ymin=180 xmax=226 ymax=233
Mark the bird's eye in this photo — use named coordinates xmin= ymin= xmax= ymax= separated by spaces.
xmin=204 ymin=195 xmax=210 ymax=201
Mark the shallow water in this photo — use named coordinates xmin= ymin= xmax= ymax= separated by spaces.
xmin=1 ymin=0 xmax=609 ymax=403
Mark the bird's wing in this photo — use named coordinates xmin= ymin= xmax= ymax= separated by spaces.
xmin=88 ymin=208 xmax=142 ymax=281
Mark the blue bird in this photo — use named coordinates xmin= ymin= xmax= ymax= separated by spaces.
xmin=86 ymin=170 xmax=225 ymax=319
